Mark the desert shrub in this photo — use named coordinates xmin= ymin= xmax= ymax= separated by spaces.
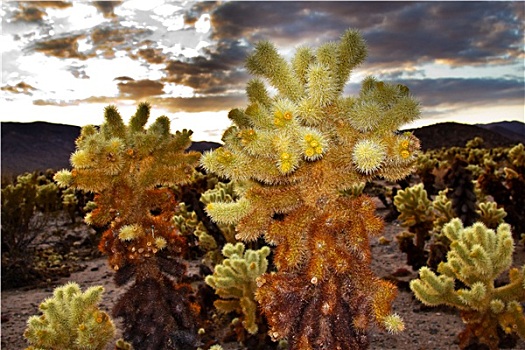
xmin=1 ymin=172 xmax=60 ymax=288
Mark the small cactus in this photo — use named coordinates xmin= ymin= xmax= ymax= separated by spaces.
xmin=24 ymin=282 xmax=115 ymax=350
xmin=410 ymin=219 xmax=525 ymax=349
xmin=205 ymin=243 xmax=271 ymax=335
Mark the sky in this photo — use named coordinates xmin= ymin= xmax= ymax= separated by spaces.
xmin=1 ymin=1 xmax=524 ymax=143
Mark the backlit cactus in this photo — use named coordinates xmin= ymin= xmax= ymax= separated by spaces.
xmin=476 ymin=201 xmax=507 ymax=229
xmin=54 ymin=103 xmax=200 ymax=349
xmin=410 ymin=219 xmax=525 ymax=349
xmin=202 ymin=29 xmax=420 ymax=349
xmin=394 ymin=183 xmax=435 ymax=269
xmin=24 ymin=282 xmax=115 ymax=350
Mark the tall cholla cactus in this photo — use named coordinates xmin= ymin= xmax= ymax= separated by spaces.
xmin=410 ymin=219 xmax=525 ymax=350
xmin=54 ymin=103 xmax=201 ymax=349
xmin=24 ymin=282 xmax=115 ymax=350
xmin=202 ymin=29 xmax=420 ymax=349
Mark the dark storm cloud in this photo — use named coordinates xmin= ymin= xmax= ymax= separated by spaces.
xmin=117 ymin=79 xmax=165 ymax=99
xmin=92 ymin=1 xmax=123 ymax=18
xmin=180 ymin=0 xmax=523 ymax=119
xmin=403 ymin=78 xmax=524 ymax=108
xmin=364 ymin=2 xmax=524 ymax=67
xmin=164 ymin=40 xmax=250 ymax=94
xmin=208 ymin=1 xmax=523 ymax=67
xmin=1 ymin=82 xmax=37 ymax=95
xmin=5 ymin=0 xmax=522 ymax=122
xmin=209 ymin=1 xmax=405 ymax=45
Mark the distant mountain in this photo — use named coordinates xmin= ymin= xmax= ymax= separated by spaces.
xmin=404 ymin=121 xmax=523 ymax=151
xmin=1 ymin=122 xmax=220 ymax=178
xmin=475 ymin=121 xmax=525 ymax=144
xmin=1 ymin=120 xmax=523 ymax=177
xmin=1 ymin=122 xmax=80 ymax=178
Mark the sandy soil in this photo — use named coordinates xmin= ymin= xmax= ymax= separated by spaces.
xmin=2 ymin=205 xmax=524 ymax=350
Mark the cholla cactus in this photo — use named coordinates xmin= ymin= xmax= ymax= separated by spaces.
xmin=444 ymin=158 xmax=479 ymax=226
xmin=394 ymin=183 xmax=434 ymax=269
xmin=476 ymin=201 xmax=507 ymax=229
xmin=466 ymin=136 xmax=484 ymax=149
xmin=200 ymin=181 xmax=239 ymax=244
xmin=410 ymin=219 xmax=525 ymax=350
xmin=205 ymin=243 xmax=270 ymax=335
xmin=1 ymin=172 xmax=62 ymax=288
xmin=432 ymin=189 xmax=456 ymax=233
xmin=508 ymin=143 xmax=525 ymax=169
xmin=54 ymin=103 xmax=200 ymax=350
xmin=202 ymin=29 xmax=419 ymax=349
xmin=415 ymin=153 xmax=438 ymax=195
xmin=394 ymin=183 xmax=434 ymax=230
xmin=24 ymin=282 xmax=115 ymax=350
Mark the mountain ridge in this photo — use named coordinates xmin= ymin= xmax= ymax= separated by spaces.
xmin=2 ymin=120 xmax=523 ymax=177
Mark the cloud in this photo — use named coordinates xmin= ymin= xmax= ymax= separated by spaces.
xmin=33 ymin=99 xmax=80 ymax=107
xmin=92 ymin=1 xmax=123 ymax=18
xmin=89 ymin=25 xmax=153 ymax=59
xmin=364 ymin=2 xmax=524 ymax=67
xmin=403 ymin=78 xmax=524 ymax=108
xmin=117 ymin=79 xmax=164 ymax=100
xmin=27 ymin=22 xmax=153 ymax=60
xmin=151 ymin=95 xmax=246 ymax=113
xmin=1 ymin=82 xmax=37 ymax=95
xmin=33 ymin=34 xmax=89 ymax=59
xmin=117 ymin=79 xmax=165 ymax=99
xmin=184 ymin=1 xmax=218 ymax=26
xmin=114 ymin=76 xmax=134 ymax=82
xmin=208 ymin=2 xmax=523 ymax=68
xmin=135 ymin=48 xmax=166 ymax=65
xmin=164 ymin=39 xmax=250 ymax=94
xmin=3 ymin=0 xmax=522 ymax=128
xmin=68 ymin=65 xmax=90 ymax=79
xmin=12 ymin=1 xmax=72 ymax=23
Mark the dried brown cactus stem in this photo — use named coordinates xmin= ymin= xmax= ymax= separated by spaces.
xmin=254 ymin=197 xmax=398 ymax=350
